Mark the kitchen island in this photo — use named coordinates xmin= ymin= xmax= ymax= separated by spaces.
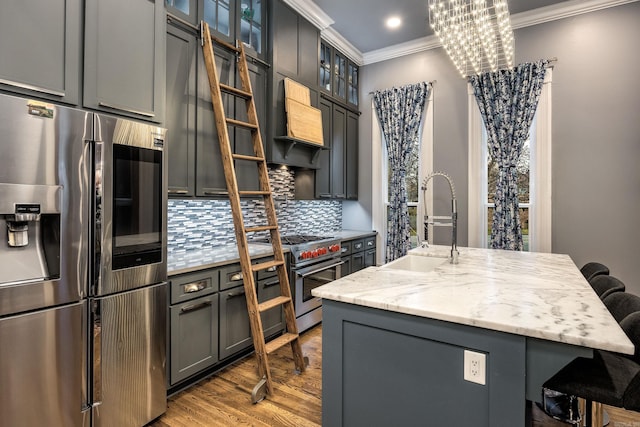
xmin=312 ymin=246 xmax=634 ymax=427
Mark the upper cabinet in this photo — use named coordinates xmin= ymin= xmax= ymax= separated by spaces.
xmin=84 ymin=0 xmax=166 ymax=123
xmin=0 ymin=0 xmax=82 ymax=105
xmin=165 ymin=2 xmax=266 ymax=198
xmin=319 ymin=40 xmax=359 ymax=108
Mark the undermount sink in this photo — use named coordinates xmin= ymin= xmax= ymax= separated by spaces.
xmin=382 ymin=254 xmax=448 ymax=273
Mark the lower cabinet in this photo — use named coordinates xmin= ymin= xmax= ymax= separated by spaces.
xmin=219 ymin=285 xmax=253 ymax=360
xmin=170 ymin=293 xmax=219 ymax=384
xmin=341 ymin=235 xmax=377 ymax=277
xmin=168 ymin=255 xmax=289 ymax=387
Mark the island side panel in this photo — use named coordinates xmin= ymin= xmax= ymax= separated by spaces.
xmin=322 ymin=300 xmax=528 ymax=427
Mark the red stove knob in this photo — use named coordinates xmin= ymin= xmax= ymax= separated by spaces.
xmin=312 ymin=249 xmax=319 ymax=258
xmin=322 ymin=247 xmax=328 ymax=255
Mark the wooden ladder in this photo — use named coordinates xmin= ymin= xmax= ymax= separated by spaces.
xmin=200 ymin=22 xmax=307 ymax=403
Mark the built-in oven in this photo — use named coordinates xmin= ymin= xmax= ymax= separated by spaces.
xmin=292 ymin=256 xmax=342 ymax=332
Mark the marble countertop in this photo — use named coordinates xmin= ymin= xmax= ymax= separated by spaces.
xmin=312 ymin=245 xmax=634 ymax=354
xmin=332 ymin=230 xmax=377 ymax=241
xmin=168 ymin=243 xmax=280 ymax=276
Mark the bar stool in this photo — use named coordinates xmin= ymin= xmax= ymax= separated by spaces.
xmin=603 ymin=292 xmax=640 ymax=323
xmin=543 ymin=312 xmax=640 ymax=427
xmin=580 ymin=262 xmax=610 ymax=281
xmin=589 ymin=275 xmax=625 ymax=300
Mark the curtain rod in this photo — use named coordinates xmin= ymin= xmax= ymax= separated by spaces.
xmin=368 ymin=80 xmax=437 ymax=95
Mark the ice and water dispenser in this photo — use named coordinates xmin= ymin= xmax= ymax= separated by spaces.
xmin=0 ymin=183 xmax=61 ymax=286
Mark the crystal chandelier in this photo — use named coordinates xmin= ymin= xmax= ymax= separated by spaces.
xmin=428 ymin=0 xmax=515 ymax=77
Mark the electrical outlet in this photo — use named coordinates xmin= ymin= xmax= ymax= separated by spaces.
xmin=463 ymin=349 xmax=486 ymax=385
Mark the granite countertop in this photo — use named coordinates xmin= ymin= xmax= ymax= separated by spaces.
xmin=312 ymin=245 xmax=634 ymax=354
xmin=168 ymin=243 xmax=280 ymax=276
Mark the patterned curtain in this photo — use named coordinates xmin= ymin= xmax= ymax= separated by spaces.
xmin=469 ymin=61 xmax=548 ymax=250
xmin=373 ymin=82 xmax=430 ymax=262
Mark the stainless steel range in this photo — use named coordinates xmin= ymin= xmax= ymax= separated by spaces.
xmin=255 ymin=234 xmax=342 ymax=332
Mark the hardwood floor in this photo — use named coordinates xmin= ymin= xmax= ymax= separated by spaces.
xmin=152 ymin=325 xmax=640 ymax=426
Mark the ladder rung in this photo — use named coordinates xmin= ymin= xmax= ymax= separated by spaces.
xmin=233 ymin=153 xmax=264 ymax=162
xmin=239 ymin=190 xmax=272 ymax=197
xmin=265 ymin=332 xmax=299 ymax=355
xmin=246 ymin=225 xmax=278 ymax=233
xmin=258 ymin=296 xmax=291 ymax=313
xmin=227 ymin=118 xmax=258 ymax=130
xmin=252 ymin=260 xmax=285 ymax=273
xmin=220 ymin=83 xmax=252 ymax=99
xmin=209 ymin=33 xmax=240 ymax=53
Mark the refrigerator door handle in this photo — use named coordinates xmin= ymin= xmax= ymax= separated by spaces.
xmin=92 ymin=299 xmax=103 ymax=405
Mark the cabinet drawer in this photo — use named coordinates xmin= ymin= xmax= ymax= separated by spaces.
xmin=351 ymin=239 xmax=365 ymax=252
xmin=219 ymin=263 xmax=245 ymax=290
xmin=219 ymin=285 xmax=253 ymax=360
xmin=341 ymin=240 xmax=353 ymax=256
xmin=255 ymin=256 xmax=285 ymax=281
xmin=365 ymin=236 xmax=376 ymax=249
xmin=170 ymin=270 xmax=218 ymax=304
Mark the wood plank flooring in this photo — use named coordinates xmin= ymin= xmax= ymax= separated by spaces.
xmin=151 ymin=325 xmax=640 ymax=426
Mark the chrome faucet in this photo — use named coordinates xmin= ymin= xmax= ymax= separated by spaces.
xmin=421 ymin=172 xmax=459 ymax=264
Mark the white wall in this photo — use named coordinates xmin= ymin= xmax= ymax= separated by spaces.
xmin=352 ymin=2 xmax=640 ymax=293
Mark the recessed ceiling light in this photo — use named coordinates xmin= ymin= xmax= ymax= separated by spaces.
xmin=386 ymin=16 xmax=402 ymax=29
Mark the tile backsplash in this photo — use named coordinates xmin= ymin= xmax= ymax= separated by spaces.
xmin=167 ymin=167 xmax=342 ymax=253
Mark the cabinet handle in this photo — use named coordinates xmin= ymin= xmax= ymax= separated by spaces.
xmin=230 ymin=272 xmax=243 ymax=281
xmin=266 ymin=265 xmax=277 ymax=273
xmin=354 ymin=243 xmax=363 ymax=250
xmin=367 ymin=241 xmax=374 ymax=247
xmin=227 ymin=290 xmax=246 ymax=299
xmin=341 ymin=247 xmax=348 ymax=253
xmin=168 ymin=189 xmax=189 ymax=195
xmin=0 ymin=78 xmax=65 ymax=97
xmin=180 ymin=301 xmax=212 ymax=314
xmin=318 ymin=194 xmax=332 ymax=199
xmin=335 ymin=194 xmax=346 ymax=199
xmin=183 ymin=280 xmax=207 ymax=293
xmin=98 ymin=101 xmax=155 ymax=118
xmin=262 ymin=280 xmax=280 ymax=289
xmin=203 ymin=190 xmax=229 ymax=196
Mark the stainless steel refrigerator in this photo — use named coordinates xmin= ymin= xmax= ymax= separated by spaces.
xmin=0 ymin=93 xmax=167 ymax=427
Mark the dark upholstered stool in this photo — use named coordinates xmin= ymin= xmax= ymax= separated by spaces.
xmin=589 ymin=275 xmax=625 ymax=300
xmin=544 ymin=312 xmax=640 ymax=427
xmin=603 ymin=292 xmax=640 ymax=323
xmin=580 ymin=262 xmax=610 ymax=281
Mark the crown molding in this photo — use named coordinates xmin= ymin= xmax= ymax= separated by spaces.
xmin=281 ymin=0 xmax=334 ymax=30
xmin=321 ymin=27 xmax=365 ymax=66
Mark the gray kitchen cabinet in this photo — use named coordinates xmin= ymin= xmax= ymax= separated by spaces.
xmin=196 ymin=47 xmax=234 ymax=196
xmin=258 ymin=276 xmax=285 ymax=339
xmin=169 ymin=269 xmax=220 ymax=385
xmin=166 ymin=23 xmax=197 ymax=196
xmin=0 ymin=0 xmax=82 ymax=105
xmin=219 ymin=285 xmax=253 ymax=360
xmin=170 ymin=293 xmax=219 ymax=385
xmin=346 ymin=110 xmax=359 ymax=200
xmin=84 ymin=0 xmax=166 ymax=123
xmin=341 ymin=235 xmax=376 ymax=276
xmin=319 ymin=40 xmax=359 ymax=108
xmin=308 ymin=100 xmax=359 ymax=200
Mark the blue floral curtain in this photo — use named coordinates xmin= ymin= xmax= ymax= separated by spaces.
xmin=469 ymin=61 xmax=548 ymax=251
xmin=373 ymin=82 xmax=430 ymax=262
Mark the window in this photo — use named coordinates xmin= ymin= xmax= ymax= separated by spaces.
xmin=468 ymin=69 xmax=552 ymax=252
xmin=239 ymin=0 xmax=262 ymax=54
xmin=203 ymin=0 xmax=231 ymax=37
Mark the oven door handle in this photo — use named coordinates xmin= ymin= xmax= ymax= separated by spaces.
xmin=296 ymin=260 xmax=344 ymax=278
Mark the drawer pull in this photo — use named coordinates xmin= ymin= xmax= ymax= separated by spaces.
xmin=266 ymin=265 xmax=277 ymax=273
xmin=168 ymin=189 xmax=189 ymax=195
xmin=354 ymin=243 xmax=363 ymax=250
xmin=180 ymin=301 xmax=212 ymax=314
xmin=183 ymin=280 xmax=207 ymax=293
xmin=227 ymin=290 xmax=246 ymax=299
xmin=341 ymin=247 xmax=348 ymax=253
xmin=262 ymin=280 xmax=280 ymax=289
xmin=230 ymin=272 xmax=243 ymax=281
xmin=367 ymin=241 xmax=374 ymax=247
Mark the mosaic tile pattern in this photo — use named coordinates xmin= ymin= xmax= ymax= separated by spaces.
xmin=167 ymin=167 xmax=342 ymax=253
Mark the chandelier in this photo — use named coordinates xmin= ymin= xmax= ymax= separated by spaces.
xmin=428 ymin=0 xmax=515 ymax=77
